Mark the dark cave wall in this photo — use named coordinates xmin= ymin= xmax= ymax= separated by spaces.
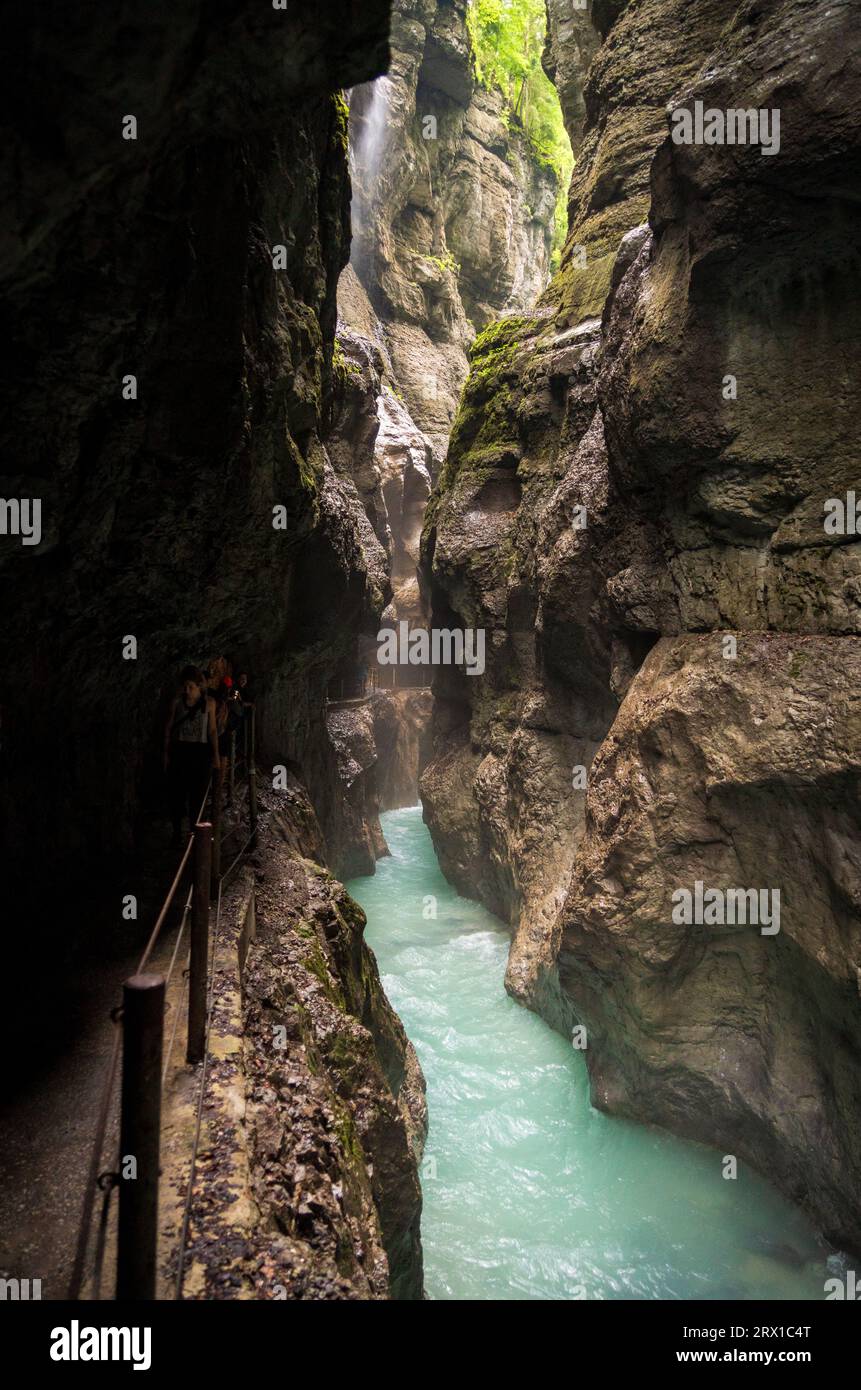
xmin=0 ymin=0 xmax=393 ymax=912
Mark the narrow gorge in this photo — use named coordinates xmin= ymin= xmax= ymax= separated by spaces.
xmin=420 ymin=0 xmax=861 ymax=1265
xmin=1 ymin=0 xmax=859 ymax=1321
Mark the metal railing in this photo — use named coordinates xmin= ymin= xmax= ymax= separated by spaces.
xmin=326 ymin=676 xmax=432 ymax=705
xmin=67 ymin=707 xmax=259 ymax=1301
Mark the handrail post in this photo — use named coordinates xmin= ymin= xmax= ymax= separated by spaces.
xmin=228 ymin=730 xmax=236 ymax=806
xmin=248 ymin=706 xmax=258 ymax=850
xmin=211 ymin=767 xmax=223 ymax=891
xmin=187 ymin=822 xmax=212 ymax=1064
xmin=116 ymin=973 xmax=164 ymax=1301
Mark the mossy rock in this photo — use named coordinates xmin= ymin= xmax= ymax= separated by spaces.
xmin=435 ymin=315 xmax=537 ymax=498
xmin=301 ymin=935 xmax=346 ymax=1009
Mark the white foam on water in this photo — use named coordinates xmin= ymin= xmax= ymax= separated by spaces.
xmin=347 ymin=806 xmax=830 ymax=1302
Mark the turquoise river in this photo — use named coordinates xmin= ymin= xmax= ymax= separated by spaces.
xmin=347 ymin=806 xmax=832 ymax=1301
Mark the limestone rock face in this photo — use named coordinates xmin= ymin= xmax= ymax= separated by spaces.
xmin=597 ymin=2 xmax=861 ymax=638
xmin=326 ymin=700 xmax=390 ymax=879
xmin=325 ymin=688 xmax=432 ymax=876
xmin=332 ymin=268 xmax=432 ymax=623
xmin=543 ymin=0 xmax=601 ymax=155
xmin=421 ymin=309 xmax=618 ymax=1028
xmin=186 ymin=779 xmax=425 ymax=1299
xmin=327 ymin=0 xmax=560 ymax=869
xmin=0 ymin=0 xmax=396 ymax=924
xmin=559 ymin=634 xmax=861 ymax=1252
xmin=446 ymin=86 xmax=559 ymax=326
xmin=1 ymin=0 xmax=430 ymax=1302
xmin=421 ymin=0 xmax=861 ymax=1247
xmin=346 ymin=0 xmax=559 ymax=468
xmin=373 ymin=688 xmax=433 ymax=810
xmin=373 ymin=388 xmax=434 ymax=614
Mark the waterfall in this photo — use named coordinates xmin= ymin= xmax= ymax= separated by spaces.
xmin=348 ymin=76 xmax=391 ymax=263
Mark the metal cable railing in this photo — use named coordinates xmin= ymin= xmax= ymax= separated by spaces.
xmin=174 ymin=872 xmax=225 ymax=1299
xmin=66 ymin=778 xmax=212 ymax=1302
xmin=161 ymin=886 xmax=193 ymax=1090
xmin=67 ymin=709 xmax=259 ymax=1301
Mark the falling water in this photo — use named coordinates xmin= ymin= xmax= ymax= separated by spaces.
xmin=348 ymin=77 xmax=392 ymax=261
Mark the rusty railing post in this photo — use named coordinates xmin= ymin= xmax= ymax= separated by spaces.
xmin=187 ymin=821 xmax=212 ymax=1064
xmin=248 ymin=706 xmax=258 ymax=850
xmin=116 ymin=973 xmax=165 ymax=1301
xmin=211 ymin=767 xmax=223 ymax=891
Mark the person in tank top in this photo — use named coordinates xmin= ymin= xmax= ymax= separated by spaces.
xmin=164 ymin=666 xmax=220 ymax=846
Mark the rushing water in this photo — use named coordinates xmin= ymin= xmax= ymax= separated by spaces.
xmin=347 ymin=77 xmax=391 ymax=255
xmin=347 ymin=806 xmax=832 ymax=1302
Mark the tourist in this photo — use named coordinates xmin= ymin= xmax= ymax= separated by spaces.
xmin=164 ymin=666 xmax=220 ymax=847
xmin=236 ymin=671 xmax=255 ymax=707
xmin=217 ymin=676 xmax=243 ymax=758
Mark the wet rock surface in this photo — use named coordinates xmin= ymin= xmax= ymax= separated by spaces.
xmin=421 ymin=0 xmax=861 ymax=1247
xmin=325 ymin=699 xmax=389 ymax=879
xmin=346 ymin=0 xmax=559 ymax=468
xmin=184 ymin=780 xmax=425 ymax=1300
xmin=1 ymin=0 xmax=434 ymax=1302
xmin=0 ymin=0 xmax=395 ymax=946
xmin=325 ymin=688 xmax=432 ymax=877
xmin=373 ymin=688 xmax=433 ymax=810
xmin=559 ymin=634 xmax=861 ymax=1253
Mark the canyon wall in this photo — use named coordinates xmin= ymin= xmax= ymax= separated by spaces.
xmin=322 ymin=0 xmax=564 ymax=873
xmin=323 ymin=304 xmax=433 ymax=872
xmin=324 ymin=688 xmax=433 ymax=877
xmin=182 ymin=779 xmax=425 ymax=1300
xmin=0 ymin=0 xmax=428 ymax=1299
xmin=0 ymin=1 xmax=393 ymax=932
xmin=421 ymin=0 xmax=861 ymax=1250
xmin=346 ymin=0 xmax=559 ymax=469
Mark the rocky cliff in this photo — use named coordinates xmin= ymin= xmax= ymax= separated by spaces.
xmin=346 ymin=0 xmax=560 ymax=469
xmin=0 ymin=0 xmax=392 ymax=935
xmin=0 ymin=0 xmax=429 ymax=1299
xmin=181 ymin=778 xmax=425 ymax=1300
xmin=321 ymin=0 xmax=563 ymax=875
xmin=325 ymin=687 xmax=433 ymax=879
xmin=421 ymin=0 xmax=861 ymax=1251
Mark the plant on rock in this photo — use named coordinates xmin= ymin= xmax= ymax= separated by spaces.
xmin=466 ymin=0 xmax=573 ymax=262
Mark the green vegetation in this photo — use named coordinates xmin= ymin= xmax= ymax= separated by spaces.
xmin=466 ymin=315 xmax=528 ymax=388
xmin=434 ymin=315 xmax=529 ymax=494
xmin=465 ymin=0 xmax=573 ymax=264
xmin=301 ymin=933 xmax=346 ymax=1009
xmin=332 ymin=335 xmax=361 ymax=383
xmin=332 ymin=91 xmax=350 ymax=154
xmin=420 ymin=251 xmax=462 ymax=277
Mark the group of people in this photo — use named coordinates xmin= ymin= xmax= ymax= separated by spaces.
xmin=163 ymin=663 xmax=255 ymax=847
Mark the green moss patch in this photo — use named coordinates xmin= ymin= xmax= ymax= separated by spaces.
xmin=435 ymin=316 xmax=535 ymax=496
